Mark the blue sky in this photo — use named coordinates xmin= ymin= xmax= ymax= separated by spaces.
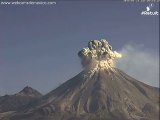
xmin=0 ymin=1 xmax=159 ymax=95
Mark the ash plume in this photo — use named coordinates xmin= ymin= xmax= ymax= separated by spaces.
xmin=78 ymin=39 xmax=122 ymax=69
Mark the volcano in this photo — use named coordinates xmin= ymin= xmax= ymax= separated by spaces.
xmin=2 ymin=39 xmax=159 ymax=120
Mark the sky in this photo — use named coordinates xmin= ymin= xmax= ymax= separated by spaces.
xmin=0 ymin=0 xmax=159 ymax=95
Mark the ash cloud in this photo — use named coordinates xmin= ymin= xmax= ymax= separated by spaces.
xmin=116 ymin=44 xmax=159 ymax=87
xmin=78 ymin=39 xmax=122 ymax=69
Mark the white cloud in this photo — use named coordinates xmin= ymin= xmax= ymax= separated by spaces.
xmin=116 ymin=44 xmax=159 ymax=87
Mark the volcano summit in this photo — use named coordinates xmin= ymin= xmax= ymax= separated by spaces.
xmin=1 ymin=39 xmax=159 ymax=120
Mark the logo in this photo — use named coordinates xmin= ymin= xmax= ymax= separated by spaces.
xmin=141 ymin=3 xmax=159 ymax=16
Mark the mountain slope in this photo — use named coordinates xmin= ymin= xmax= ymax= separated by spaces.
xmin=8 ymin=68 xmax=159 ymax=120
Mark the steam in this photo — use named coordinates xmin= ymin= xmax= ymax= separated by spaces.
xmin=78 ymin=39 xmax=122 ymax=69
xmin=116 ymin=44 xmax=159 ymax=87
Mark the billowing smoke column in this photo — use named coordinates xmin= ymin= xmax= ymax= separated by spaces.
xmin=78 ymin=39 xmax=122 ymax=69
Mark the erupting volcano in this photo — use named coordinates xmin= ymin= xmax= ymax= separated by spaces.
xmin=2 ymin=39 xmax=159 ymax=120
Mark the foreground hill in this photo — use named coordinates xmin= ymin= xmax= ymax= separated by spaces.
xmin=0 ymin=86 xmax=42 ymax=113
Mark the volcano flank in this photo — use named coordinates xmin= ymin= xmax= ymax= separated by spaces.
xmin=1 ymin=39 xmax=159 ymax=120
